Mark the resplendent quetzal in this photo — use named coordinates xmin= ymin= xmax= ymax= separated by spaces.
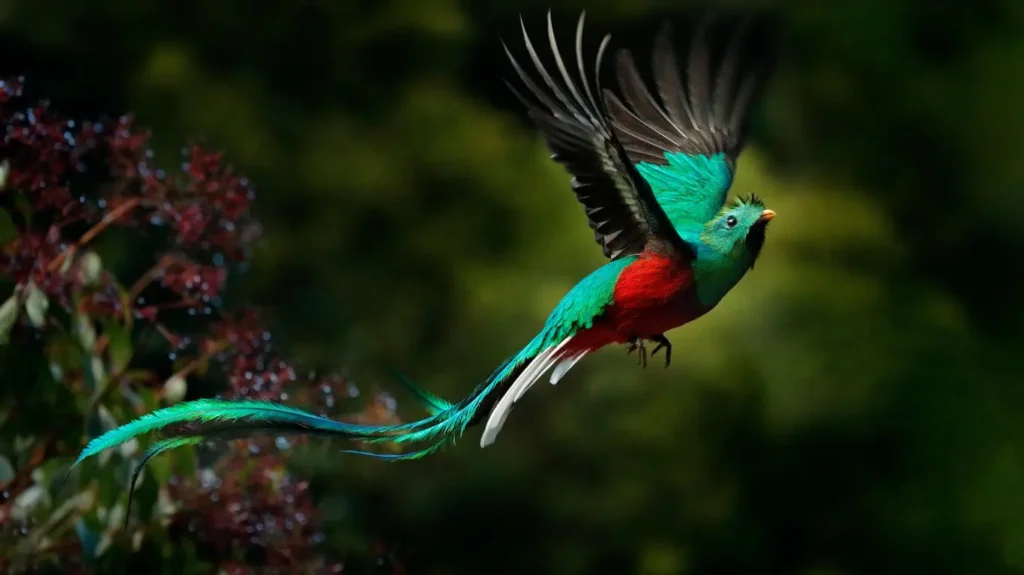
xmin=71 ymin=11 xmax=777 ymax=500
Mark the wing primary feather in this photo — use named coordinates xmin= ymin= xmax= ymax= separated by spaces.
xmin=548 ymin=11 xmax=597 ymax=126
xmin=575 ymin=12 xmax=605 ymax=119
xmin=503 ymin=79 xmax=536 ymax=112
xmin=712 ymin=18 xmax=754 ymax=151
xmin=686 ymin=17 xmax=715 ymax=137
xmin=604 ymin=90 xmax=681 ymax=154
xmin=521 ymin=16 xmax=584 ymax=122
xmin=503 ymin=42 xmax=563 ymax=113
xmin=727 ymin=73 xmax=762 ymax=142
xmin=616 ymin=50 xmax=682 ymax=145
xmin=594 ymin=31 xmax=612 ymax=97
xmin=607 ymin=15 xmax=773 ymax=167
xmin=652 ymin=24 xmax=698 ymax=142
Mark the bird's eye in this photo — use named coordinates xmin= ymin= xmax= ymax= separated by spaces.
xmin=725 ymin=215 xmax=738 ymax=228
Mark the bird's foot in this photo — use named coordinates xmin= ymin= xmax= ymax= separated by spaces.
xmin=649 ymin=334 xmax=672 ymax=368
xmin=625 ymin=337 xmax=649 ymax=368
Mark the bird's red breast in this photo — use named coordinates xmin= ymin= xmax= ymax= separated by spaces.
xmin=571 ymin=252 xmax=705 ymax=352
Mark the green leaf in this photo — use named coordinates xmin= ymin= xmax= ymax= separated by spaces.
xmin=131 ymin=529 xmax=144 ymax=552
xmin=0 ymin=291 xmax=19 ymax=345
xmin=89 ymin=356 xmax=107 ymax=394
xmin=59 ymin=253 xmax=73 ymax=276
xmin=0 ymin=208 xmax=17 ymax=244
xmin=73 ymin=312 xmax=97 ymax=350
xmin=80 ymin=351 xmax=101 ymax=395
xmin=103 ymin=320 xmax=133 ymax=374
xmin=78 ymin=252 xmax=103 ymax=286
xmin=24 ymin=282 xmax=49 ymax=328
xmin=11 ymin=484 xmax=46 ymax=520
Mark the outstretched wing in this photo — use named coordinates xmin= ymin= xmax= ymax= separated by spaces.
xmin=505 ymin=11 xmax=694 ymax=261
xmin=604 ymin=17 xmax=772 ymax=228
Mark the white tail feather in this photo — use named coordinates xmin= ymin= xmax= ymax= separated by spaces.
xmin=480 ymin=336 xmax=573 ymax=448
xmin=550 ymin=351 xmax=587 ymax=385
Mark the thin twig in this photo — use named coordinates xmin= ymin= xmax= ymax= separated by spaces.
xmin=47 ymin=197 xmax=142 ymax=273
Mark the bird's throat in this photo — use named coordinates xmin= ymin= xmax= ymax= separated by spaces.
xmin=692 ymin=252 xmax=753 ymax=307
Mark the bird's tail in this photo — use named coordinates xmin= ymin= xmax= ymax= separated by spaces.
xmin=72 ymin=365 xmax=495 ymax=471
xmin=70 ymin=333 xmax=581 ymax=520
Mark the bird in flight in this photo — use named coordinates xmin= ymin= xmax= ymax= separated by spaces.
xmin=71 ymin=10 xmax=777 ymax=510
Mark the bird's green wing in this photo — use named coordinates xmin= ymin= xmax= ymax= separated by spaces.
xmin=604 ymin=18 xmax=772 ymax=230
xmin=505 ymin=12 xmax=695 ymax=262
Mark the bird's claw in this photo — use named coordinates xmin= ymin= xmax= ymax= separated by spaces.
xmin=649 ymin=334 xmax=672 ymax=369
xmin=625 ymin=337 xmax=648 ymax=368
xmin=626 ymin=335 xmax=672 ymax=369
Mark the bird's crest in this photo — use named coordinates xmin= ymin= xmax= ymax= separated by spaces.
xmin=729 ymin=192 xmax=764 ymax=209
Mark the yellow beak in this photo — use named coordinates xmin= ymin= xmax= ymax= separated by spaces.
xmin=759 ymin=209 xmax=776 ymax=222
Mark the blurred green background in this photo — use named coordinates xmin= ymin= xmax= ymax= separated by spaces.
xmin=4 ymin=0 xmax=1024 ymax=573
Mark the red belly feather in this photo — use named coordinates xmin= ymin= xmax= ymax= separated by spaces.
xmin=570 ymin=252 xmax=706 ymax=352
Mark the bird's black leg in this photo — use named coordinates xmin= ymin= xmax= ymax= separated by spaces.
xmin=649 ymin=334 xmax=672 ymax=368
xmin=625 ymin=337 xmax=648 ymax=368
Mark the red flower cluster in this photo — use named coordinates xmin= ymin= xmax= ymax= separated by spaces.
xmin=167 ymin=454 xmax=342 ymax=573
xmin=207 ymin=310 xmax=299 ymax=401
xmin=0 ymin=75 xmax=259 ymax=313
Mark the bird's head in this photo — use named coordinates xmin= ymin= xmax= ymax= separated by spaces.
xmin=700 ymin=194 xmax=775 ymax=267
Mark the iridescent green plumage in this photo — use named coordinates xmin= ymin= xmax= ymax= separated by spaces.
xmin=636 ymin=152 xmax=734 ymax=228
xmin=73 ymin=398 xmax=403 ymax=468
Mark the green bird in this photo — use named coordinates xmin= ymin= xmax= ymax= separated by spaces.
xmin=70 ymin=11 xmax=776 ymax=511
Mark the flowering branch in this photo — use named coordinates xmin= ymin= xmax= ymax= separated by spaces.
xmin=0 ymin=76 xmax=406 ymax=573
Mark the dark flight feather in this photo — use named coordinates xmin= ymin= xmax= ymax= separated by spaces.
xmin=605 ymin=16 xmax=773 ymax=166
xmin=504 ymin=11 xmax=695 ymax=261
